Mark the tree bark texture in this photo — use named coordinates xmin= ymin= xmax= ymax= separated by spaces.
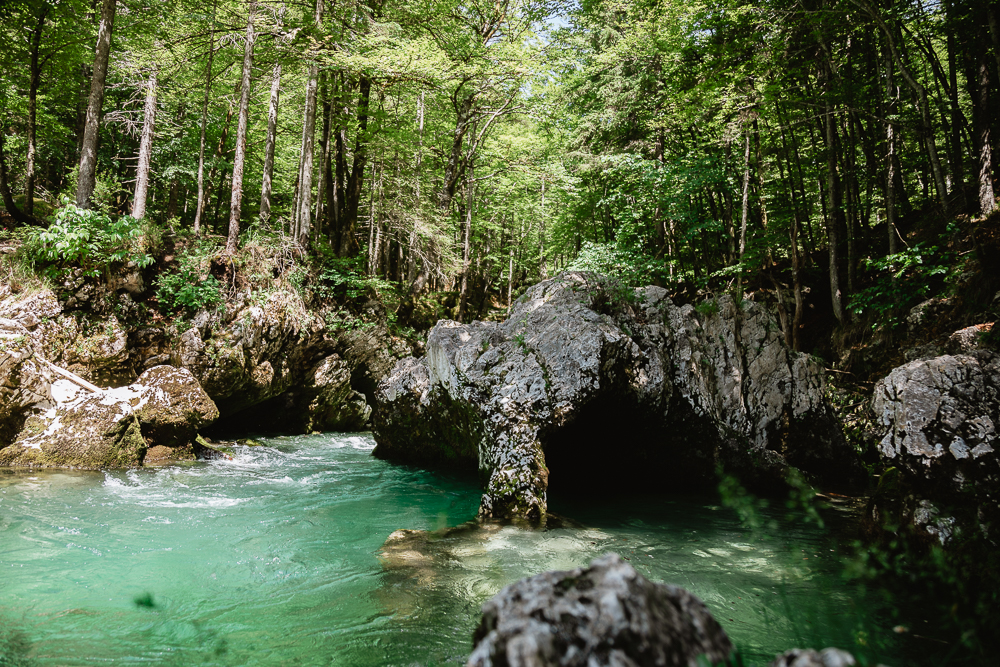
xmin=226 ymin=1 xmax=256 ymax=255
xmin=26 ymin=6 xmax=48 ymax=216
xmin=75 ymin=0 xmax=116 ymax=208
xmin=194 ymin=0 xmax=217 ymax=233
xmin=260 ymin=61 xmax=281 ymax=224
xmin=131 ymin=65 xmax=158 ymax=219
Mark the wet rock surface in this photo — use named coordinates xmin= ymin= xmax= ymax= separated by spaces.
xmin=465 ymin=553 xmax=734 ymax=667
xmin=769 ymin=648 xmax=861 ymax=667
xmin=872 ymin=351 xmax=1000 ymax=542
xmin=374 ymin=272 xmax=857 ymax=521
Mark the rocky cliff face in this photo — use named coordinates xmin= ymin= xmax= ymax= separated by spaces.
xmin=1 ymin=277 xmax=408 ymax=466
xmin=373 ymin=272 xmax=859 ymax=522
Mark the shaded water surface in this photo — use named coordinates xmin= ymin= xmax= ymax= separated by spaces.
xmin=1 ymin=433 xmax=897 ymax=665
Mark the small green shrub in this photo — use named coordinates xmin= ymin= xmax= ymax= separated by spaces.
xmin=848 ymin=242 xmax=954 ymax=331
xmin=156 ymin=242 xmax=223 ymax=313
xmin=19 ymin=198 xmax=154 ymax=279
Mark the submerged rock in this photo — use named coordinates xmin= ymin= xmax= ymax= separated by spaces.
xmin=466 ymin=553 xmax=734 ymax=667
xmin=373 ymin=272 xmax=858 ymax=521
xmin=872 ymin=351 xmax=1000 ymax=542
xmin=769 ymin=648 xmax=860 ymax=667
xmin=0 ymin=365 xmax=218 ymax=468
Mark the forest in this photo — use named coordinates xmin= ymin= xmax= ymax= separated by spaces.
xmin=1 ymin=0 xmax=996 ymax=349
xmin=2 ymin=2 xmax=1000 ymax=664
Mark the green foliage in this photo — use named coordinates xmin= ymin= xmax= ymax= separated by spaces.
xmin=19 ymin=198 xmax=154 ymax=279
xmin=314 ymin=252 xmax=396 ymax=302
xmin=567 ymin=241 xmax=666 ymax=288
xmin=155 ymin=241 xmax=223 ymax=313
xmin=848 ymin=242 xmax=955 ymax=331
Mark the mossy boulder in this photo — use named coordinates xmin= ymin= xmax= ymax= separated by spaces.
xmin=0 ymin=365 xmax=218 ymax=469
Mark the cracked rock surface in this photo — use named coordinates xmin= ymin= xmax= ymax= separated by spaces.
xmin=872 ymin=350 xmax=1000 ymax=542
xmin=465 ymin=553 xmax=734 ymax=667
xmin=373 ymin=272 xmax=857 ymax=521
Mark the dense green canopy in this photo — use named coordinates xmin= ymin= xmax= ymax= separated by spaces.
xmin=1 ymin=0 xmax=996 ymax=340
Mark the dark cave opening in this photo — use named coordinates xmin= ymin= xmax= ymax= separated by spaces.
xmin=541 ymin=393 xmax=719 ymax=500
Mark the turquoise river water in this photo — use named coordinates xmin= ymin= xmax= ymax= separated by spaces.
xmin=1 ymin=433 xmax=901 ymax=665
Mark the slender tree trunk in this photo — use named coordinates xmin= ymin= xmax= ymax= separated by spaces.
xmin=260 ymin=61 xmax=281 ymax=224
xmin=539 ymin=174 xmax=547 ymax=279
xmin=340 ymin=76 xmax=371 ymax=257
xmin=738 ymin=130 xmax=751 ymax=263
xmin=194 ymin=0 xmax=217 ymax=233
xmin=76 ymin=0 xmax=117 ymax=208
xmin=885 ymin=45 xmax=901 ymax=254
xmin=860 ymin=3 xmax=950 ymax=214
xmin=293 ymin=0 xmax=323 ymax=247
xmin=439 ymin=92 xmax=474 ymax=210
xmin=316 ymin=72 xmax=331 ymax=225
xmin=131 ymin=64 xmax=157 ymax=219
xmin=976 ymin=47 xmax=996 ymax=214
xmin=821 ymin=61 xmax=848 ymax=325
xmin=25 ymin=6 xmax=48 ymax=216
xmin=226 ymin=1 xmax=256 ymax=255
xmin=459 ymin=159 xmax=475 ymax=322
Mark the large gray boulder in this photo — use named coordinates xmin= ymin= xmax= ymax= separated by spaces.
xmin=872 ymin=350 xmax=1000 ymax=542
xmin=466 ymin=553 xmax=734 ymax=667
xmin=373 ymin=272 xmax=858 ymax=521
xmin=0 ymin=365 xmax=218 ymax=468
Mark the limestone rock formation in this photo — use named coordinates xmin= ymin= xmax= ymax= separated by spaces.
xmin=0 ymin=365 xmax=218 ymax=468
xmin=872 ymin=351 xmax=1000 ymax=542
xmin=1 ymin=280 xmax=407 ymax=438
xmin=0 ymin=316 xmax=53 ymax=442
xmin=374 ymin=272 xmax=857 ymax=521
xmin=466 ymin=553 xmax=734 ymax=667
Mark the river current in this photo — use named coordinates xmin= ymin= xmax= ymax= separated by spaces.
xmin=1 ymin=433 xmax=898 ymax=665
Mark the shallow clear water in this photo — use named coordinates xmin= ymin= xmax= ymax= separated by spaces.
xmin=1 ymin=433 xmax=898 ymax=665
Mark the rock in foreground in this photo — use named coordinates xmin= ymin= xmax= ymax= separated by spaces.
xmin=466 ymin=553 xmax=734 ymax=667
xmin=374 ymin=272 xmax=859 ymax=521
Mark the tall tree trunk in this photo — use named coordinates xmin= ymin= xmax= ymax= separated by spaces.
xmin=76 ymin=0 xmax=117 ymax=208
xmin=885 ymin=43 xmax=902 ymax=254
xmin=539 ymin=174 xmax=547 ymax=279
xmin=439 ymin=91 xmax=474 ymax=210
xmin=260 ymin=61 xmax=281 ymax=224
xmin=738 ymin=129 xmax=751 ymax=264
xmin=131 ymin=64 xmax=157 ymax=219
xmin=226 ymin=1 xmax=256 ymax=255
xmin=25 ymin=6 xmax=48 ymax=216
xmin=821 ymin=60 xmax=848 ymax=324
xmin=293 ymin=0 xmax=323 ymax=247
xmin=975 ymin=43 xmax=996 ymax=214
xmin=316 ymin=72 xmax=332 ymax=226
xmin=858 ymin=2 xmax=950 ymax=214
xmin=339 ymin=75 xmax=371 ymax=257
xmin=194 ymin=0 xmax=217 ymax=233
xmin=458 ymin=159 xmax=475 ymax=322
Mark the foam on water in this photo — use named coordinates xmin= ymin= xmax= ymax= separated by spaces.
xmin=0 ymin=432 xmax=900 ymax=666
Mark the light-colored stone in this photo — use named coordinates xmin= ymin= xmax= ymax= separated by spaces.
xmin=374 ymin=273 xmax=856 ymax=521
xmin=466 ymin=553 xmax=734 ymax=667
